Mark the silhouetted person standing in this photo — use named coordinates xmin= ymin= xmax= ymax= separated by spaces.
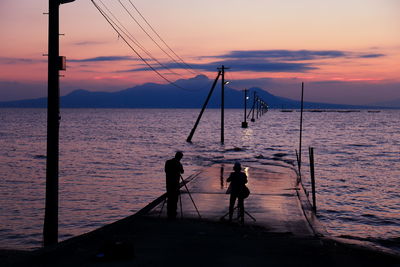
xmin=164 ymin=151 xmax=184 ymax=219
xmin=227 ymin=162 xmax=248 ymax=223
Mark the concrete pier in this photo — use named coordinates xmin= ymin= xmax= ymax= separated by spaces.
xmin=2 ymin=162 xmax=399 ymax=266
xmin=154 ymin=163 xmax=313 ymax=235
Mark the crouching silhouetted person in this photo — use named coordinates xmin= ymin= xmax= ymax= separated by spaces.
xmin=227 ymin=162 xmax=248 ymax=223
xmin=164 ymin=151 xmax=184 ymax=219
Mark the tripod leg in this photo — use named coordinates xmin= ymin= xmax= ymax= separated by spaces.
xmin=179 ymin=192 xmax=183 ymax=219
xmin=158 ymin=198 xmax=166 ymax=218
xmin=244 ymin=210 xmax=257 ymax=222
xmin=238 ymin=206 xmax=244 ymax=224
xmin=220 ymin=206 xmax=238 ymax=221
xmin=238 ymin=199 xmax=245 ymax=224
xmin=181 ymin=176 xmax=201 ymax=219
xmin=220 ymin=210 xmax=230 ymax=220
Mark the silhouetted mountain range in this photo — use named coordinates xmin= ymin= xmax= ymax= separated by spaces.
xmin=0 ymin=75 xmax=384 ymax=109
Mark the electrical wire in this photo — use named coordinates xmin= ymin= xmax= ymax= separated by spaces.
xmin=97 ymin=0 xmax=183 ymax=77
xmin=91 ymin=0 xmax=190 ymax=90
xmin=118 ymin=0 xmax=196 ymax=75
xmin=92 ymin=0 xmax=215 ymax=92
xmin=127 ymin=0 xmax=201 ymax=75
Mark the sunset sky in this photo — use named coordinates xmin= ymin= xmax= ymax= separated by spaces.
xmin=0 ymin=0 xmax=399 ymax=104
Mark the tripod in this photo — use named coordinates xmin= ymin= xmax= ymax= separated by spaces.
xmin=220 ymin=203 xmax=256 ymax=223
xmin=159 ymin=175 xmax=201 ymax=219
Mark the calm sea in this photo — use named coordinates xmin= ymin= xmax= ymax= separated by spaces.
xmin=0 ymin=108 xmax=399 ymax=251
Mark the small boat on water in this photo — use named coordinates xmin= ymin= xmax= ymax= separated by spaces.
xmin=367 ymin=110 xmax=381 ymax=113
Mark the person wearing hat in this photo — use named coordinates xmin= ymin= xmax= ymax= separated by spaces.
xmin=164 ymin=151 xmax=184 ymax=219
xmin=226 ymin=162 xmax=248 ymax=223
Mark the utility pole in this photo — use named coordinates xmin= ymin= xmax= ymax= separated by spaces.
xmin=261 ymin=100 xmax=263 ymax=115
xmin=187 ymin=71 xmax=221 ymax=142
xmin=261 ymin=101 xmax=264 ymax=115
xmin=262 ymin=101 xmax=266 ymax=115
xmin=241 ymin=89 xmax=248 ymax=128
xmin=217 ymin=65 xmax=229 ymax=144
xmin=298 ymin=82 xmax=305 ymax=181
xmin=251 ymin=92 xmax=256 ymax=122
xmin=44 ymin=0 xmax=75 ymax=247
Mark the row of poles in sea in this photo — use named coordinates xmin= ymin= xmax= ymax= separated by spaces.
xmin=186 ymin=77 xmax=318 ymax=213
xmin=186 ymin=66 xmax=269 ymax=143
xmin=241 ymin=89 xmax=269 ymax=128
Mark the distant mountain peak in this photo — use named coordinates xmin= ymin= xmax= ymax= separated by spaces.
xmin=65 ymin=89 xmax=90 ymax=96
xmin=248 ymin=87 xmax=276 ymax=97
xmin=192 ymin=74 xmax=209 ymax=80
xmin=175 ymin=74 xmax=211 ymax=88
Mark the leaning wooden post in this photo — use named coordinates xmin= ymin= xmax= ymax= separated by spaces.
xmin=295 ymin=149 xmax=301 ymax=183
xmin=309 ymin=146 xmax=316 ymax=213
xmin=187 ymin=71 xmax=221 ymax=142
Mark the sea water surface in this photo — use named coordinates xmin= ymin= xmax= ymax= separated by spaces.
xmin=0 ymin=108 xmax=399 ymax=251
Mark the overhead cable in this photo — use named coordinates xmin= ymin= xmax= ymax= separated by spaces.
xmin=127 ymin=0 xmax=200 ymax=75
xmin=118 ymin=0 xmax=197 ymax=75
xmin=97 ymin=0 xmax=183 ymax=77
xmin=91 ymin=0 xmax=190 ymax=90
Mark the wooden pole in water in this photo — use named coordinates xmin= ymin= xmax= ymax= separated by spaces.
xmin=298 ymin=82 xmax=304 ymax=180
xmin=309 ymin=147 xmax=316 ymax=213
xmin=263 ymin=101 xmax=267 ymax=115
xmin=295 ymin=149 xmax=301 ymax=183
xmin=256 ymin=97 xmax=259 ymax=119
xmin=251 ymin=92 xmax=256 ymax=122
xmin=218 ymin=65 xmax=229 ymax=144
xmin=221 ymin=66 xmax=224 ymax=143
xmin=242 ymin=89 xmax=248 ymax=128
xmin=187 ymin=71 xmax=221 ymax=142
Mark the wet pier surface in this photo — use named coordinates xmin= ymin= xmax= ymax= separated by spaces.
xmin=154 ymin=163 xmax=312 ymax=235
xmin=2 ymin=163 xmax=399 ymax=266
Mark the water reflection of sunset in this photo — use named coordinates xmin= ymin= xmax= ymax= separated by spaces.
xmin=3 ymin=109 xmax=398 ymax=249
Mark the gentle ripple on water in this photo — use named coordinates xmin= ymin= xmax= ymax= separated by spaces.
xmin=0 ymin=108 xmax=399 ymax=251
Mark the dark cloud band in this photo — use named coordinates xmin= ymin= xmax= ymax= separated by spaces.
xmin=69 ymin=56 xmax=134 ymax=62
xmin=117 ymin=49 xmax=384 ymax=73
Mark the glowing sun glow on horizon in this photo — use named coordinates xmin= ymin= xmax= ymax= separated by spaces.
xmin=0 ymin=0 xmax=399 ymax=104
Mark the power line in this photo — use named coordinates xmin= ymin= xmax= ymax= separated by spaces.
xmin=92 ymin=0 xmax=212 ymax=92
xmin=91 ymin=0 xmax=190 ymax=90
xmin=127 ymin=0 xmax=200 ymax=75
xmin=97 ymin=0 xmax=183 ymax=77
xmin=118 ymin=0 xmax=196 ymax=75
